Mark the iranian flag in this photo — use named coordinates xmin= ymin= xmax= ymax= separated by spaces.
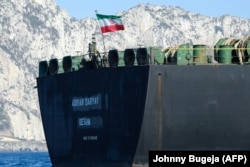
xmin=96 ymin=14 xmax=124 ymax=33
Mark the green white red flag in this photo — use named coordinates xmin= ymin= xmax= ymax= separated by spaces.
xmin=96 ymin=14 xmax=124 ymax=33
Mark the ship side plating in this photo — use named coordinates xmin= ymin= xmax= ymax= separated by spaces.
xmin=37 ymin=66 xmax=150 ymax=167
xmin=37 ymin=65 xmax=250 ymax=167
xmin=133 ymin=65 xmax=250 ymax=166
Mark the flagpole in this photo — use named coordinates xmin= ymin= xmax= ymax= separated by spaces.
xmin=95 ymin=10 xmax=107 ymax=56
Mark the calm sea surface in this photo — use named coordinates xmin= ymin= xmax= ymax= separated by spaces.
xmin=0 ymin=152 xmax=52 ymax=167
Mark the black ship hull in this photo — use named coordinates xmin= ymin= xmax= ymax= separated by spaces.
xmin=37 ymin=65 xmax=250 ymax=167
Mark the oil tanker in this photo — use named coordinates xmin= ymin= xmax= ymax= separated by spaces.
xmin=36 ymin=36 xmax=250 ymax=167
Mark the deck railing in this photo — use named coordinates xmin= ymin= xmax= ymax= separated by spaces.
xmin=38 ymin=37 xmax=250 ymax=77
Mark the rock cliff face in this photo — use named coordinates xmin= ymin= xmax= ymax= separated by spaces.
xmin=0 ymin=0 xmax=250 ymax=147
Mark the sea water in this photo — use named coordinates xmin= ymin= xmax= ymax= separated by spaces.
xmin=0 ymin=152 xmax=52 ymax=167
